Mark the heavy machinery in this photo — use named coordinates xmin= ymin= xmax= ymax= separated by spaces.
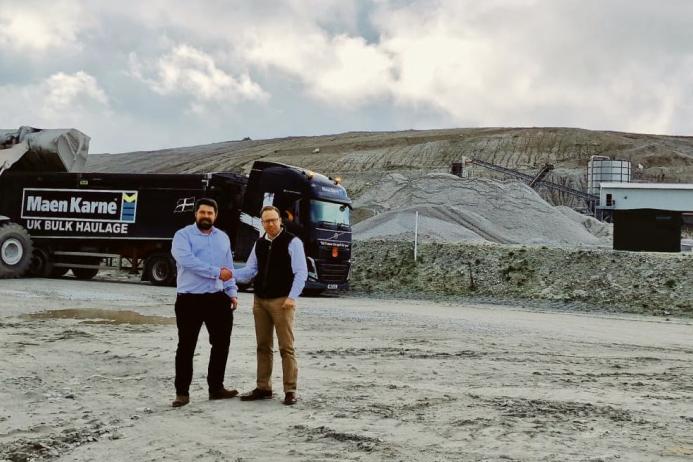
xmin=0 ymin=126 xmax=88 ymax=175
xmin=0 ymin=126 xmax=89 ymax=278
xmin=0 ymin=127 xmax=352 ymax=292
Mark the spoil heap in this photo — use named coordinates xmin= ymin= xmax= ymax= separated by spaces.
xmin=353 ymin=173 xmax=610 ymax=246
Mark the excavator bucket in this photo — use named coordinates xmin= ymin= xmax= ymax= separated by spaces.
xmin=0 ymin=126 xmax=89 ymax=175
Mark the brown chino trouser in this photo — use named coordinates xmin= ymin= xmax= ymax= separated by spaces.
xmin=253 ymin=296 xmax=297 ymax=393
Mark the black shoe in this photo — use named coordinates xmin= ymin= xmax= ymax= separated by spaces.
xmin=209 ymin=388 xmax=239 ymax=400
xmin=283 ymin=392 xmax=297 ymax=405
xmin=240 ymin=388 xmax=273 ymax=401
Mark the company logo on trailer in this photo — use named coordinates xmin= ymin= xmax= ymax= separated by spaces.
xmin=22 ymin=189 xmax=138 ymax=223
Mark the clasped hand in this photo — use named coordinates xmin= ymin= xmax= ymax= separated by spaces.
xmin=219 ymin=267 xmax=233 ymax=281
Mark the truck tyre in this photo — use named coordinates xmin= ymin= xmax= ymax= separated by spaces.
xmin=72 ymin=267 xmax=99 ymax=280
xmin=51 ymin=267 xmax=69 ymax=278
xmin=145 ymin=254 xmax=177 ymax=286
xmin=29 ymin=247 xmax=54 ymax=277
xmin=71 ymin=258 xmax=100 ymax=280
xmin=0 ymin=223 xmax=33 ymax=278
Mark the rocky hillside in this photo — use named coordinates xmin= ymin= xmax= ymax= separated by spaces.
xmin=87 ymin=127 xmax=693 ymax=209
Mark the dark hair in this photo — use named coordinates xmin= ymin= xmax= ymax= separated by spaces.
xmin=260 ymin=205 xmax=280 ymax=217
xmin=195 ymin=198 xmax=218 ymax=214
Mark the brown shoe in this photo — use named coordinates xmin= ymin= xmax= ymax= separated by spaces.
xmin=240 ymin=388 xmax=273 ymax=401
xmin=209 ymin=388 xmax=239 ymax=400
xmin=283 ymin=392 xmax=297 ymax=405
xmin=172 ymin=395 xmax=190 ymax=407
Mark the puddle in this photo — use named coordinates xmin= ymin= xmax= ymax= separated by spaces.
xmin=25 ymin=309 xmax=176 ymax=325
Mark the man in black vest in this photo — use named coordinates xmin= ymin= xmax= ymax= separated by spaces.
xmin=235 ymin=205 xmax=308 ymax=405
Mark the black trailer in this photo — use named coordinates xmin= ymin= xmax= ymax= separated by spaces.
xmin=0 ymin=162 xmax=352 ymax=292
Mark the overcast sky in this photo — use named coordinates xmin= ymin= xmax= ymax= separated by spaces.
xmin=1 ymin=0 xmax=692 ymax=153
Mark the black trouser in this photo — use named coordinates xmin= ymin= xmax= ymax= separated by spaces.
xmin=174 ymin=292 xmax=233 ymax=396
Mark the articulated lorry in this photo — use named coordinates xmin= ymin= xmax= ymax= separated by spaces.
xmin=0 ymin=127 xmax=352 ymax=292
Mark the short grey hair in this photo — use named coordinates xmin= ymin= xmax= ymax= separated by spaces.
xmin=260 ymin=205 xmax=280 ymax=217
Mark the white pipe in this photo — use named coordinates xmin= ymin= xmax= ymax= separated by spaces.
xmin=414 ymin=211 xmax=419 ymax=262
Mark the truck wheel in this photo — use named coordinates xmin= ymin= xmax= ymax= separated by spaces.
xmin=51 ymin=267 xmax=69 ymax=278
xmin=146 ymin=254 xmax=177 ymax=286
xmin=71 ymin=257 xmax=101 ymax=280
xmin=29 ymin=247 xmax=54 ymax=277
xmin=72 ymin=267 xmax=99 ymax=280
xmin=0 ymin=223 xmax=33 ymax=278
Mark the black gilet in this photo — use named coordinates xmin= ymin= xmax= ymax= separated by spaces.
xmin=254 ymin=230 xmax=296 ymax=298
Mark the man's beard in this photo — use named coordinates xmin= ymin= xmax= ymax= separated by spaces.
xmin=196 ymin=219 xmax=213 ymax=230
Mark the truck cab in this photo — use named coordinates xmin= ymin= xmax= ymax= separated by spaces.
xmin=236 ymin=161 xmax=352 ymax=292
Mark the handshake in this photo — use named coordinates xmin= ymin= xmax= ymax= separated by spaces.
xmin=219 ymin=267 xmax=233 ymax=282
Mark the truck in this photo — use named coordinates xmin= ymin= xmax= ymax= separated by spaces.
xmin=0 ymin=128 xmax=352 ymax=293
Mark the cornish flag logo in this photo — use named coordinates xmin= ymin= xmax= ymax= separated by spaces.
xmin=120 ymin=192 xmax=138 ymax=223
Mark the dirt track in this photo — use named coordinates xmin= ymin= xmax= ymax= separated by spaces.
xmin=1 ymin=277 xmax=692 ymax=461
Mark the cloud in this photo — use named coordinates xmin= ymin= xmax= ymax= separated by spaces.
xmin=244 ymin=28 xmax=394 ymax=105
xmin=3 ymin=0 xmax=693 ymax=153
xmin=0 ymin=71 xmax=110 ymax=127
xmin=366 ymin=0 xmax=693 ymax=133
xmin=225 ymin=0 xmax=693 ymax=134
xmin=129 ymin=44 xmax=268 ymax=111
xmin=313 ymin=35 xmax=394 ymax=102
xmin=0 ymin=0 xmax=91 ymax=52
xmin=42 ymin=72 xmax=109 ymax=117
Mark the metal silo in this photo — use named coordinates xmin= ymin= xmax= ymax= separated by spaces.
xmin=588 ymin=156 xmax=631 ymax=197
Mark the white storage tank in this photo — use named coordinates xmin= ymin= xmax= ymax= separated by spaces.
xmin=587 ymin=156 xmax=631 ymax=196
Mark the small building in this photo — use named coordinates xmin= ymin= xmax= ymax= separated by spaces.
xmin=599 ymin=183 xmax=693 ymax=252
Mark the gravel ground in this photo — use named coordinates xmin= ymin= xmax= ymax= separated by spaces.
xmin=1 ymin=277 xmax=693 ymax=461
xmin=350 ymin=240 xmax=693 ymax=317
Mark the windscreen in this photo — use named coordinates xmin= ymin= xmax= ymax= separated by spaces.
xmin=310 ymin=200 xmax=350 ymax=226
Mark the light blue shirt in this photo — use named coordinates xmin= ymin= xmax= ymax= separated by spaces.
xmin=235 ymin=230 xmax=308 ymax=299
xmin=171 ymin=224 xmax=237 ymax=297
